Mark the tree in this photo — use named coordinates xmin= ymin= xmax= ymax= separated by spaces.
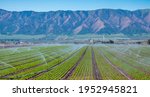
xmin=148 ymin=39 xmax=150 ymax=45
xmin=109 ymin=40 xmax=114 ymax=44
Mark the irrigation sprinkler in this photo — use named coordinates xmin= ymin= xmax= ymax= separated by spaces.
xmin=37 ymin=52 xmax=48 ymax=65
xmin=0 ymin=60 xmax=16 ymax=69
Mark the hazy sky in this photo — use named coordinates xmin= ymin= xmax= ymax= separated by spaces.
xmin=0 ymin=0 xmax=150 ymax=11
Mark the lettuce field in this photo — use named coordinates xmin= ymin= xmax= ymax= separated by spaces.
xmin=0 ymin=44 xmax=150 ymax=80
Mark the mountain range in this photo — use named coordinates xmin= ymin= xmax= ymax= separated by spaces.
xmin=0 ymin=9 xmax=150 ymax=35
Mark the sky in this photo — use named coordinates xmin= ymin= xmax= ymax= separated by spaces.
xmin=0 ymin=0 xmax=150 ymax=11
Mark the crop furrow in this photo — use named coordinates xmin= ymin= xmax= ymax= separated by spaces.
xmin=62 ymin=47 xmax=88 ymax=80
xmin=99 ymin=50 xmax=132 ymax=80
xmin=107 ymin=51 xmax=150 ymax=74
xmin=0 ymin=53 xmax=67 ymax=79
xmin=92 ymin=48 xmax=102 ymax=80
xmin=27 ymin=49 xmax=80 ymax=80
xmin=0 ymin=49 xmax=65 ymax=71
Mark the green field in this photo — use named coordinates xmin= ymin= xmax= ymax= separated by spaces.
xmin=0 ymin=44 xmax=150 ymax=80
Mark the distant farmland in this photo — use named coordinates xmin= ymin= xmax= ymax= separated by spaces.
xmin=0 ymin=44 xmax=150 ymax=80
